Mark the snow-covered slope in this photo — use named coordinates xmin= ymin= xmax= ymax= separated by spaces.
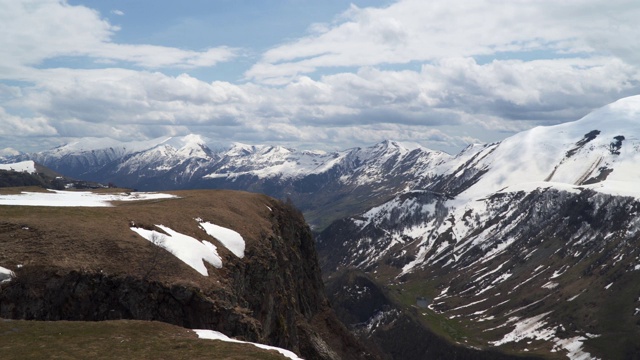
xmin=445 ymin=96 xmax=640 ymax=200
xmin=317 ymin=95 xmax=640 ymax=359
xmin=0 ymin=161 xmax=36 ymax=174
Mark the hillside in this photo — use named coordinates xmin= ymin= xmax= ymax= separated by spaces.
xmin=0 ymin=188 xmax=373 ymax=360
xmin=316 ymin=96 xmax=640 ymax=359
xmin=0 ymin=160 xmax=106 ymax=190
xmin=0 ymin=319 xmax=297 ymax=360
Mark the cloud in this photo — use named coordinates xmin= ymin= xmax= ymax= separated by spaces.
xmin=0 ymin=106 xmax=58 ymax=136
xmin=2 ymin=0 xmax=640 ymax=155
xmin=5 ymin=62 xmax=640 ymax=152
xmin=418 ymin=57 xmax=640 ymax=123
xmin=0 ymin=0 xmax=237 ymax=75
xmin=111 ymin=9 xmax=124 ymax=16
xmin=9 ymin=50 xmax=637 ymax=153
xmin=245 ymin=0 xmax=640 ymax=83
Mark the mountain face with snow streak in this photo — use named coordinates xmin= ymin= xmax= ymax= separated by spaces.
xmin=318 ymin=96 xmax=640 ymax=360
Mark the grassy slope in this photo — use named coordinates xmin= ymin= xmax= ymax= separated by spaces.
xmin=0 ymin=319 xmax=288 ymax=360
xmin=0 ymin=187 xmax=278 ymax=287
xmin=0 ymin=188 xmax=299 ymax=359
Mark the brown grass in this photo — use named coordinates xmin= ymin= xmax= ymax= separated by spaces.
xmin=0 ymin=189 xmax=280 ymax=290
xmin=0 ymin=319 xmax=289 ymax=359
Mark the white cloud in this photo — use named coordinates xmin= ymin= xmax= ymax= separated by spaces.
xmin=246 ymin=0 xmax=640 ymax=83
xmin=111 ymin=9 xmax=124 ymax=16
xmin=1 ymin=0 xmax=640 ymax=154
xmin=9 ymin=51 xmax=636 ymax=153
xmin=0 ymin=0 xmax=237 ymax=75
xmin=0 ymin=106 xmax=58 ymax=136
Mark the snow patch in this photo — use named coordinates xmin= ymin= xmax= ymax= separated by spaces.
xmin=492 ymin=312 xmax=600 ymax=359
xmin=567 ymin=292 xmax=583 ymax=302
xmin=0 ymin=266 xmax=14 ymax=283
xmin=131 ymin=225 xmax=222 ymax=276
xmin=552 ymin=336 xmax=599 ymax=360
xmin=194 ymin=329 xmax=303 ymax=360
xmin=0 ymin=161 xmax=36 ymax=174
xmin=198 ymin=219 xmax=245 ymax=258
xmin=0 ymin=190 xmax=176 ymax=207
xmin=491 ymin=312 xmax=555 ymax=346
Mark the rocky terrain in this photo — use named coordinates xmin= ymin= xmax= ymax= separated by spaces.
xmin=0 ymin=188 xmax=373 ymax=360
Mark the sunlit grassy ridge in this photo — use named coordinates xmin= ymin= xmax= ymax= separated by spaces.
xmin=0 ymin=319 xmax=288 ymax=360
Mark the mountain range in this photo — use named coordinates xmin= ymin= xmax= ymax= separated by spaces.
xmin=317 ymin=96 xmax=640 ymax=359
xmin=5 ymin=134 xmax=449 ymax=230
xmin=4 ymin=95 xmax=640 ymax=359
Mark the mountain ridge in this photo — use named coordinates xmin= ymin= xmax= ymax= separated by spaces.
xmin=315 ymin=95 xmax=640 ymax=359
xmin=6 ymin=135 xmax=450 ymax=229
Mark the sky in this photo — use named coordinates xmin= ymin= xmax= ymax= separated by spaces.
xmin=2 ymin=0 xmax=640 ymax=155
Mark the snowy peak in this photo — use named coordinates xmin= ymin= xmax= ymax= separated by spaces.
xmin=454 ymin=95 xmax=640 ymax=199
xmin=222 ymin=143 xmax=293 ymax=159
xmin=166 ymin=135 xmax=214 ymax=159
xmin=225 ymin=142 xmax=260 ymax=157
xmin=44 ymin=137 xmax=171 ymax=158
xmin=210 ymin=143 xmax=334 ymax=180
xmin=350 ymin=140 xmax=428 ymax=163
xmin=376 ymin=139 xmax=424 ymax=153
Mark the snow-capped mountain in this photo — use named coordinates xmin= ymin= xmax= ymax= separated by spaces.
xmin=318 ymin=96 xmax=640 ymax=359
xmin=8 ymin=136 xmax=448 ymax=229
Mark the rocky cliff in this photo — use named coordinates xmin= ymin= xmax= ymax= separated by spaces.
xmin=0 ymin=189 xmax=373 ymax=360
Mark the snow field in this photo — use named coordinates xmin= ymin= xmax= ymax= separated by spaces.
xmin=194 ymin=329 xmax=303 ymax=360
xmin=0 ymin=190 xmax=176 ymax=207
xmin=0 ymin=161 xmax=36 ymax=174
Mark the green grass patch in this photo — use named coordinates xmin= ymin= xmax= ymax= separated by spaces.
xmin=0 ymin=319 xmax=289 ymax=360
xmin=386 ymin=280 xmax=474 ymax=344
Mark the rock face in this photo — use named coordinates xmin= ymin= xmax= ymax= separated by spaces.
xmin=0 ymin=190 xmax=373 ymax=360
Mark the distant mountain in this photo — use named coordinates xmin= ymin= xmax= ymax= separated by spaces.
xmin=9 ymin=137 xmax=449 ymax=230
xmin=0 ymin=160 xmax=104 ymax=190
xmin=317 ymin=95 xmax=640 ymax=359
xmin=0 ymin=147 xmax=22 ymax=157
